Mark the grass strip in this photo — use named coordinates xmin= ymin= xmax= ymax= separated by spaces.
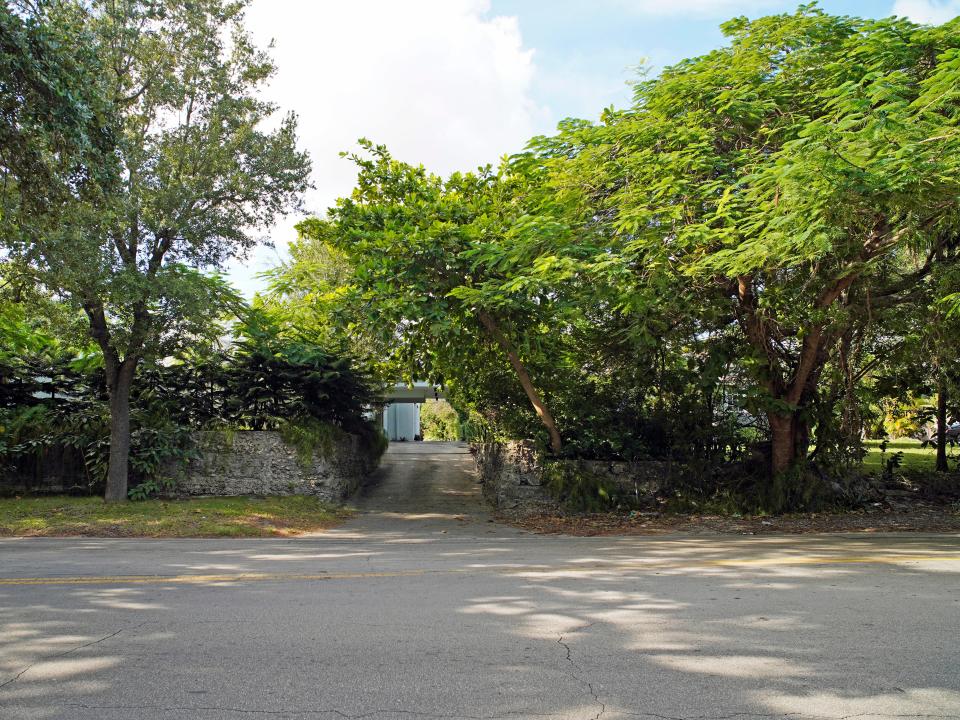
xmin=0 ymin=495 xmax=351 ymax=538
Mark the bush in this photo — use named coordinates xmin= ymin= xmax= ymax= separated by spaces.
xmin=0 ymin=310 xmax=381 ymax=496
xmin=419 ymin=400 xmax=459 ymax=441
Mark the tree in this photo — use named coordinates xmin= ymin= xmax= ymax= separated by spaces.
xmin=533 ymin=8 xmax=960 ymax=488
xmin=267 ymin=7 xmax=960 ymax=506
xmin=223 ymin=310 xmax=377 ymax=433
xmin=3 ymin=0 xmax=311 ymax=500
xmin=261 ymin=219 xmax=388 ymax=375
xmin=318 ymin=141 xmax=576 ymax=453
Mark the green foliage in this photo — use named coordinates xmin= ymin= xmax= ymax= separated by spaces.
xmin=256 ymin=6 xmax=960 ymax=509
xmin=459 ymin=410 xmax=499 ymax=444
xmin=419 ymin=400 xmax=460 ymax=441
xmin=127 ymin=476 xmax=177 ymax=502
xmin=3 ymin=0 xmax=296 ymax=362
xmin=523 ymin=7 xmax=960 ymax=478
xmin=261 ymin=221 xmax=382 ymax=371
xmin=542 ymin=462 xmax=622 ymax=512
xmin=278 ymin=417 xmax=348 ymax=466
xmin=309 ymin=140 xmax=581 ymax=452
xmin=882 ymin=449 xmax=906 ymax=484
xmin=2 ymin=0 xmax=312 ymax=499
xmin=223 ymin=311 xmax=377 ymax=432
xmin=9 ymin=4 xmax=960 ymax=510
xmin=0 ymin=495 xmax=347 ymax=537
xmin=277 ymin=415 xmax=387 ymax=468
xmin=0 ymin=378 xmax=198 ymax=497
xmin=862 ymin=439 xmax=960 ymax=500
xmin=126 ymin=422 xmax=198 ymax=499
xmin=370 ymin=425 xmax=390 ymax=461
xmin=0 ymin=0 xmax=116 ymax=217
xmin=0 ymin=302 xmax=379 ymax=495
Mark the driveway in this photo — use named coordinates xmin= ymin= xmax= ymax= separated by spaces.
xmin=343 ymin=441 xmax=505 ymax=536
xmin=1 ymin=442 xmax=959 ymax=719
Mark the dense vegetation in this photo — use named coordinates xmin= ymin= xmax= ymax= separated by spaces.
xmin=0 ymin=0 xmax=385 ymax=500
xmin=419 ymin=400 xmax=462 ymax=442
xmin=269 ymin=7 xmax=960 ymax=511
xmin=1 ymin=0 xmax=311 ymax=499
xmin=0 ymin=305 xmax=381 ymax=497
xmin=3 ymin=3 xmax=959 ymax=511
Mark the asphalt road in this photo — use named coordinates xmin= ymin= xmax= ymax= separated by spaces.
xmin=1 ymin=442 xmax=959 ymax=720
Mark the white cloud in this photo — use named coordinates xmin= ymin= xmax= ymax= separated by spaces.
xmin=609 ymin=0 xmax=777 ymax=18
xmin=227 ymin=0 xmax=550 ymax=296
xmin=891 ymin=0 xmax=960 ymax=24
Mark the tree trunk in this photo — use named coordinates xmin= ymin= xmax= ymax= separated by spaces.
xmin=476 ymin=311 xmax=563 ymax=454
xmin=104 ymin=359 xmax=138 ymax=502
xmin=769 ymin=413 xmax=796 ymax=477
xmin=936 ymin=380 xmax=949 ymax=473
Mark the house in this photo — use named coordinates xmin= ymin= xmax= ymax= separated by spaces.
xmin=380 ymin=382 xmax=445 ymax=441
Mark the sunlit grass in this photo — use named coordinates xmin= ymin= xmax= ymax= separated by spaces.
xmin=861 ymin=438 xmax=954 ymax=474
xmin=0 ymin=495 xmax=351 ymax=537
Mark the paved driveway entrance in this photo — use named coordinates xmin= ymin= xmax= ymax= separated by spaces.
xmin=338 ymin=441 xmax=509 ymax=537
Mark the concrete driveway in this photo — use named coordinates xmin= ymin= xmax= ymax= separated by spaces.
xmin=1 ymin=442 xmax=959 ymax=719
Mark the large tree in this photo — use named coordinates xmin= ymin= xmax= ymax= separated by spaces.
xmin=533 ymin=9 xmax=960 ymax=485
xmin=2 ymin=0 xmax=311 ymax=500
xmin=317 ymin=141 xmax=585 ymax=453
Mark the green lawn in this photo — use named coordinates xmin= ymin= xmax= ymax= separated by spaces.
xmin=0 ymin=495 xmax=351 ymax=537
xmin=862 ymin=438 xmax=957 ymax=475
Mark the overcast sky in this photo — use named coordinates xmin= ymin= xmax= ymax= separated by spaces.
xmin=225 ymin=0 xmax=960 ymax=297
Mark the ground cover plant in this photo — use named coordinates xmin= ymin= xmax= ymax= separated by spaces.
xmin=861 ymin=439 xmax=952 ymax=475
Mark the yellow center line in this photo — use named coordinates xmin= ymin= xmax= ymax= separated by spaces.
xmin=0 ymin=570 xmax=434 ymax=586
xmin=0 ymin=554 xmax=957 ymax=586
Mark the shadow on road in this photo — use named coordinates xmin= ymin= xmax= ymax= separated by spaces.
xmin=0 ymin=440 xmax=958 ymax=718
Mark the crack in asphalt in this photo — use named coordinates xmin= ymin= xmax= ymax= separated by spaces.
xmin=0 ymin=621 xmax=148 ymax=691
xmin=556 ymin=622 xmax=604 ymax=720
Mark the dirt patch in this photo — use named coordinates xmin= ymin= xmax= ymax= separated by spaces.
xmin=502 ymin=501 xmax=960 ymax=536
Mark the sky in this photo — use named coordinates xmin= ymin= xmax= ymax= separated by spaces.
xmin=226 ymin=0 xmax=960 ymax=296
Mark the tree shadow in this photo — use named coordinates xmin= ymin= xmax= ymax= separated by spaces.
xmin=458 ymin=540 xmax=960 ymax=718
xmin=0 ymin=534 xmax=958 ymax=719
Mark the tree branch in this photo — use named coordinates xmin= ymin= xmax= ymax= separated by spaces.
xmin=82 ymin=300 xmax=119 ymax=379
xmin=734 ymin=274 xmax=784 ymax=395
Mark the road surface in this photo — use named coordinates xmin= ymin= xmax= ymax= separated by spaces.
xmin=1 ymin=442 xmax=959 ymax=719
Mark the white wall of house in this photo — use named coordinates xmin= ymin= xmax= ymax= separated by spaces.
xmin=382 ymin=403 xmax=420 ymax=441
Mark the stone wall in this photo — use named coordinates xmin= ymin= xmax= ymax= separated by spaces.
xmin=168 ymin=430 xmax=380 ymax=502
xmin=573 ymin=458 xmax=673 ymax=507
xmin=472 ymin=441 xmax=553 ymax=511
xmin=472 ymin=441 xmax=675 ymax=513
